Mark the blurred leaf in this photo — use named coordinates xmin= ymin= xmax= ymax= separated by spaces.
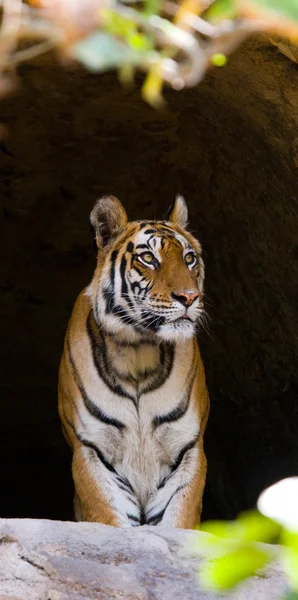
xmin=211 ymin=52 xmax=227 ymax=66
xmin=72 ymin=32 xmax=140 ymax=72
xmin=205 ymin=0 xmax=237 ymax=20
xmin=237 ymin=511 xmax=281 ymax=543
xmin=284 ymin=592 xmax=298 ymax=600
xmin=191 ymin=528 xmax=237 ymax=558
xmin=127 ymin=32 xmax=153 ymax=52
xmin=281 ymin=531 xmax=298 ymax=551
xmin=239 ymin=0 xmax=298 ymax=37
xmin=118 ymin=63 xmax=135 ymax=86
xmin=282 ymin=548 xmax=298 ymax=590
xmin=101 ymin=10 xmax=153 ymax=53
xmin=144 ymin=0 xmax=162 ymax=17
xmin=247 ymin=0 xmax=298 ymax=22
xmin=102 ymin=10 xmax=136 ymax=38
xmin=200 ymin=511 xmax=280 ymax=544
xmin=174 ymin=0 xmax=203 ymax=25
xmin=200 ymin=520 xmax=238 ymax=539
xmin=199 ymin=544 xmax=272 ymax=590
xmin=142 ymin=65 xmax=165 ymax=107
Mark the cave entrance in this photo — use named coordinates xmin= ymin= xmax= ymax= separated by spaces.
xmin=1 ymin=36 xmax=298 ymax=521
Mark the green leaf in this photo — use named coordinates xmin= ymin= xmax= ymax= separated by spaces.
xmin=284 ymin=591 xmax=298 ymax=600
xmin=205 ymin=0 xmax=237 ymax=21
xmin=282 ymin=548 xmax=298 ymax=591
xmin=72 ymin=32 xmax=141 ymax=72
xmin=250 ymin=0 xmax=298 ymax=22
xmin=118 ymin=63 xmax=135 ymax=86
xmin=211 ymin=53 xmax=227 ymax=66
xmin=200 ymin=511 xmax=280 ymax=544
xmin=237 ymin=511 xmax=281 ymax=543
xmin=127 ymin=32 xmax=153 ymax=52
xmin=199 ymin=544 xmax=272 ymax=591
xmin=144 ymin=0 xmax=162 ymax=17
xmin=191 ymin=529 xmax=237 ymax=558
xmin=281 ymin=530 xmax=298 ymax=551
xmin=102 ymin=10 xmax=136 ymax=39
xmin=142 ymin=66 xmax=165 ymax=108
xmin=200 ymin=520 xmax=235 ymax=538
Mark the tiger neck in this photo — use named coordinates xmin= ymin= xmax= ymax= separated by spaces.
xmin=89 ymin=310 xmax=174 ymax=383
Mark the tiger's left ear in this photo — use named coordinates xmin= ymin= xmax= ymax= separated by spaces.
xmin=90 ymin=196 xmax=128 ymax=248
xmin=166 ymin=195 xmax=188 ymax=229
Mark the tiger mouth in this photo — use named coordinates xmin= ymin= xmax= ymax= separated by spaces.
xmin=174 ymin=315 xmax=193 ymax=323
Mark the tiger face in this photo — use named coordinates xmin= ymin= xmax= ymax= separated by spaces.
xmin=89 ymin=195 xmax=205 ymax=342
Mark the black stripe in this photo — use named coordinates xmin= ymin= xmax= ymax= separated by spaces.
xmin=157 ymin=434 xmax=199 ymax=489
xmin=152 ymin=348 xmax=196 ymax=428
xmin=109 ymin=337 xmax=153 ymax=349
xmin=77 ymin=435 xmax=135 ymax=499
xmin=73 ymin=429 xmax=136 ymax=500
xmin=88 ymin=311 xmax=175 ymax=400
xmin=78 ymin=435 xmax=117 ymax=473
xmin=112 ymin=303 xmax=140 ymax=328
xmin=170 ymin=435 xmax=199 ymax=473
xmin=87 ymin=312 xmax=137 ymax=402
xmin=158 ymin=227 xmax=177 ymax=235
xmin=137 ymin=221 xmax=156 ymax=227
xmin=164 ymin=201 xmax=175 ymax=221
xmin=140 ymin=505 xmax=146 ymax=525
xmin=145 ymin=229 xmax=158 ymax=236
xmin=120 ymin=252 xmax=128 ymax=297
xmin=135 ymin=220 xmax=171 ymax=227
xmin=105 ymin=240 xmax=145 ymax=332
xmin=144 ymin=229 xmax=158 ymax=234
xmin=133 ymin=263 xmax=145 ymax=277
xmin=116 ymin=474 xmax=134 ymax=494
xmin=120 ymin=249 xmax=135 ymax=312
xmin=104 ymin=250 xmax=118 ymax=314
xmin=152 ymin=400 xmax=189 ymax=428
xmin=140 ymin=309 xmax=166 ymax=332
xmin=67 ymin=338 xmax=125 ymax=430
xmin=118 ymin=484 xmax=131 ymax=493
xmin=136 ymin=244 xmax=150 ymax=250
xmin=102 ymin=248 xmax=144 ymax=332
xmin=127 ymin=513 xmax=140 ymax=523
xmin=146 ymin=484 xmax=186 ymax=525
xmin=141 ymin=343 xmax=175 ymax=395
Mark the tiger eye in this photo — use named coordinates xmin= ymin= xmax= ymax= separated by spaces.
xmin=185 ymin=252 xmax=196 ymax=266
xmin=140 ymin=251 xmax=155 ymax=264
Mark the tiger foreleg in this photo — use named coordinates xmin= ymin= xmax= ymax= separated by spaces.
xmin=145 ymin=443 xmax=207 ymax=529
xmin=71 ymin=442 xmax=142 ymax=527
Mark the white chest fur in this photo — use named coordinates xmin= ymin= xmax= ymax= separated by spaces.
xmin=71 ymin=328 xmax=200 ymax=506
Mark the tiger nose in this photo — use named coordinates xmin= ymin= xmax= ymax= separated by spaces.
xmin=171 ymin=290 xmax=200 ymax=307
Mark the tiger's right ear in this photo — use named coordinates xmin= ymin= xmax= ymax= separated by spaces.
xmin=90 ymin=196 xmax=128 ymax=248
xmin=165 ymin=195 xmax=188 ymax=229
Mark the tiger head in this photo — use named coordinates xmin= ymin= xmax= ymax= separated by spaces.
xmin=89 ymin=195 xmax=205 ymax=343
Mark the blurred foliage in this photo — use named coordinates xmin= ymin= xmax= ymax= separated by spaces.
xmin=193 ymin=509 xmax=298 ymax=598
xmin=0 ymin=0 xmax=297 ymax=106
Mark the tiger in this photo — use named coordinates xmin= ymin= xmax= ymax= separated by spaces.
xmin=58 ymin=194 xmax=210 ymax=528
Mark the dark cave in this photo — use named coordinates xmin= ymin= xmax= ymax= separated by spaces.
xmin=0 ymin=35 xmax=298 ymax=523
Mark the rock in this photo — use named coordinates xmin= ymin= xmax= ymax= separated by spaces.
xmin=0 ymin=519 xmax=285 ymax=600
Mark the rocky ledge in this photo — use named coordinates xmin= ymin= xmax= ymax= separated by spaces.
xmin=0 ymin=518 xmax=285 ymax=599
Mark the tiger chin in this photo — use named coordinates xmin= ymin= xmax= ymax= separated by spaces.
xmin=58 ymin=194 xmax=210 ymax=529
